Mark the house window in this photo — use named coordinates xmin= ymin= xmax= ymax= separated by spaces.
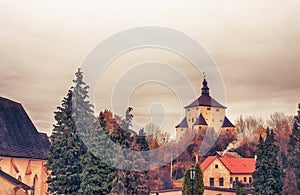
xmin=207 ymin=107 xmax=211 ymax=111
xmin=215 ymin=164 xmax=218 ymax=168
xmin=249 ymin=177 xmax=252 ymax=183
xmin=209 ymin=178 xmax=214 ymax=186
xmin=219 ymin=178 xmax=224 ymax=186
xmin=244 ymin=177 xmax=247 ymax=182
xmin=216 ymin=108 xmax=220 ymax=112
xmin=230 ymin=177 xmax=233 ymax=184
xmin=235 ymin=177 xmax=239 ymax=184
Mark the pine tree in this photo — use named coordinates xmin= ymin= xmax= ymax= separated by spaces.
xmin=194 ymin=163 xmax=204 ymax=195
xmin=182 ymin=167 xmax=192 ymax=195
xmin=253 ymin=128 xmax=283 ymax=195
xmin=288 ymin=103 xmax=300 ymax=190
xmin=264 ymin=129 xmax=283 ymax=194
xmin=236 ymin=181 xmax=247 ymax=195
xmin=282 ymin=166 xmax=300 ymax=195
xmin=46 ymin=90 xmax=87 ymax=194
xmin=253 ymin=134 xmax=266 ymax=194
xmin=79 ymin=121 xmax=114 ymax=194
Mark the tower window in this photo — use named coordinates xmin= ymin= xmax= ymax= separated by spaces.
xmin=187 ymin=108 xmax=190 ymax=111
xmin=216 ymin=109 xmax=220 ymax=112
xmin=192 ymin=118 xmax=194 ymax=123
xmin=207 ymin=107 xmax=211 ymax=111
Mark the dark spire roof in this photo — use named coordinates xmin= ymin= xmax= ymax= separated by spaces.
xmin=222 ymin=116 xmax=235 ymax=128
xmin=175 ymin=117 xmax=188 ymax=128
xmin=193 ymin=114 xmax=208 ymax=126
xmin=0 ymin=170 xmax=31 ymax=190
xmin=0 ymin=96 xmax=50 ymax=159
xmin=185 ymin=79 xmax=226 ymax=109
xmin=201 ymin=79 xmax=209 ymax=96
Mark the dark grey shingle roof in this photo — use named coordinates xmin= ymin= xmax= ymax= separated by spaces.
xmin=222 ymin=116 xmax=235 ymax=128
xmin=0 ymin=96 xmax=50 ymax=159
xmin=175 ymin=117 xmax=188 ymax=128
xmin=193 ymin=114 xmax=208 ymax=126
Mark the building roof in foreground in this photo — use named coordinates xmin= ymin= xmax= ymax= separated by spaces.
xmin=0 ymin=96 xmax=50 ymax=159
xmin=201 ymin=156 xmax=256 ymax=174
xmin=0 ymin=170 xmax=31 ymax=190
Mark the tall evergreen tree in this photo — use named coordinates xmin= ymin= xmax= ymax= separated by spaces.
xmin=79 ymin=121 xmax=114 ymax=194
xmin=194 ymin=163 xmax=204 ymax=195
xmin=288 ymin=103 xmax=300 ymax=190
xmin=46 ymin=69 xmax=95 ymax=194
xmin=282 ymin=166 xmax=300 ymax=195
xmin=46 ymin=90 xmax=87 ymax=194
xmin=253 ymin=134 xmax=266 ymax=194
xmin=253 ymin=128 xmax=283 ymax=195
xmin=182 ymin=167 xmax=192 ymax=195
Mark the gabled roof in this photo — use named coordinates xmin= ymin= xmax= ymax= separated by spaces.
xmin=222 ymin=116 xmax=235 ymax=128
xmin=175 ymin=117 xmax=188 ymax=128
xmin=0 ymin=96 xmax=50 ymax=159
xmin=0 ymin=170 xmax=31 ymax=190
xmin=193 ymin=114 xmax=208 ymax=126
xmin=201 ymin=156 xmax=255 ymax=174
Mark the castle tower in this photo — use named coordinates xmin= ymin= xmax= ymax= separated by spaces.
xmin=176 ymin=79 xmax=235 ymax=141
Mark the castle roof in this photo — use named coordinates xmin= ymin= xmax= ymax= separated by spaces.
xmin=175 ymin=117 xmax=188 ymax=128
xmin=185 ymin=79 xmax=226 ymax=109
xmin=201 ymin=156 xmax=255 ymax=174
xmin=193 ymin=114 xmax=208 ymax=126
xmin=0 ymin=96 xmax=50 ymax=159
xmin=222 ymin=116 xmax=235 ymax=128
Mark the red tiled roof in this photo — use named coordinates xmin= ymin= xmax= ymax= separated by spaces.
xmin=200 ymin=156 xmax=255 ymax=174
xmin=200 ymin=156 xmax=217 ymax=172
xmin=219 ymin=158 xmax=255 ymax=174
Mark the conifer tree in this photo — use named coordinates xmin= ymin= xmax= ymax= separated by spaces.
xmin=182 ymin=167 xmax=192 ymax=195
xmin=253 ymin=134 xmax=266 ymax=194
xmin=236 ymin=181 xmax=247 ymax=195
xmin=253 ymin=128 xmax=283 ymax=195
xmin=282 ymin=166 xmax=300 ymax=195
xmin=194 ymin=163 xmax=204 ymax=195
xmin=288 ymin=103 xmax=300 ymax=190
xmin=46 ymin=69 xmax=95 ymax=194
xmin=79 ymin=121 xmax=114 ymax=194
xmin=46 ymin=90 xmax=87 ymax=194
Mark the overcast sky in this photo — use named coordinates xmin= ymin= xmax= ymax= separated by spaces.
xmin=1 ymin=0 xmax=300 ymax=136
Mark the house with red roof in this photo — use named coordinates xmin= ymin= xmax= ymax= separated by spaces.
xmin=200 ymin=156 xmax=255 ymax=194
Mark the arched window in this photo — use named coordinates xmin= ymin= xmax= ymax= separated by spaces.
xmin=18 ymin=175 xmax=22 ymax=181
xmin=33 ymin=175 xmax=38 ymax=195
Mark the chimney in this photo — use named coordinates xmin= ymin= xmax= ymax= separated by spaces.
xmin=254 ymin=155 xmax=257 ymax=161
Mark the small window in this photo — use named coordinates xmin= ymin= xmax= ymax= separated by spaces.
xmin=230 ymin=177 xmax=233 ymax=184
xmin=220 ymin=120 xmax=222 ymax=122
xmin=212 ymin=119 xmax=214 ymax=122
xmin=235 ymin=177 xmax=239 ymax=184
xmin=187 ymin=108 xmax=190 ymax=111
xmin=215 ymin=164 xmax=218 ymax=168
xmin=209 ymin=178 xmax=214 ymax=187
xmin=216 ymin=109 xmax=220 ymax=112
xmin=249 ymin=177 xmax=252 ymax=183
xmin=181 ymin=129 xmax=183 ymax=132
xmin=244 ymin=177 xmax=247 ymax=182
xmin=196 ymin=107 xmax=198 ymax=110
xmin=189 ymin=119 xmax=190 ymax=122
xmin=219 ymin=178 xmax=224 ymax=186
xmin=207 ymin=107 xmax=211 ymax=111
xmin=192 ymin=118 xmax=194 ymax=123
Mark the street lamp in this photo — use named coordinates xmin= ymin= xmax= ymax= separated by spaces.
xmin=190 ymin=165 xmax=195 ymax=195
